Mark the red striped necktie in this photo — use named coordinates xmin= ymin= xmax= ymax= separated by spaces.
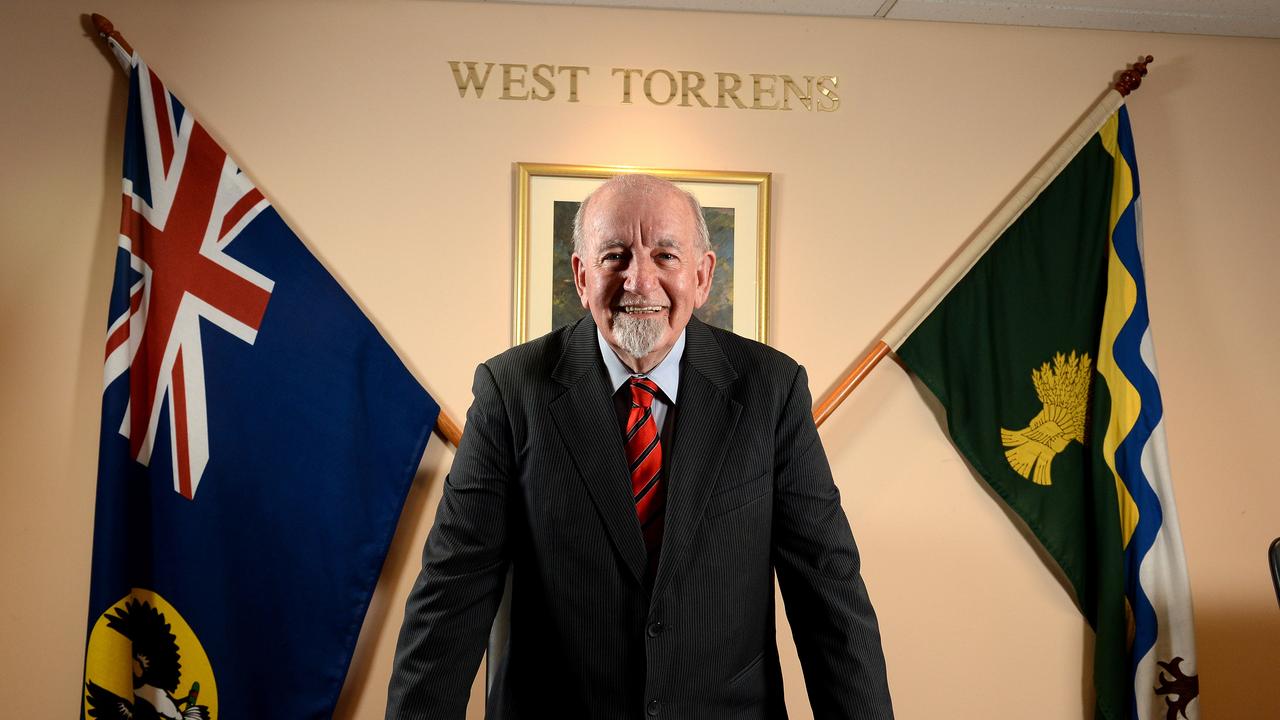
xmin=625 ymin=377 xmax=664 ymax=579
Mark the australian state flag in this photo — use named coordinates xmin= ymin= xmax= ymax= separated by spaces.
xmin=83 ymin=46 xmax=439 ymax=720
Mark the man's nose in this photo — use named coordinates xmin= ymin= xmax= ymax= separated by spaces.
xmin=623 ymin=255 xmax=658 ymax=295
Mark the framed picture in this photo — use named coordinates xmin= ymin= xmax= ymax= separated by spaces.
xmin=513 ymin=163 xmax=771 ymax=346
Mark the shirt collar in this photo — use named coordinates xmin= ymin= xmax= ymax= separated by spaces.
xmin=597 ymin=328 xmax=685 ymax=403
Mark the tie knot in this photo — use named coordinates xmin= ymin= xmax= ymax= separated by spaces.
xmin=629 ymin=377 xmax=660 ymax=409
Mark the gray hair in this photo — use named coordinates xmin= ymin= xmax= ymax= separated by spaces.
xmin=571 ymin=173 xmax=711 ymax=257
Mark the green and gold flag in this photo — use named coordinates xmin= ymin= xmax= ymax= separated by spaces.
xmin=895 ymin=105 xmax=1198 ymax=720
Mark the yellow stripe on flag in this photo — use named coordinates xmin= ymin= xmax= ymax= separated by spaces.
xmin=1097 ymin=113 xmax=1141 ymax=549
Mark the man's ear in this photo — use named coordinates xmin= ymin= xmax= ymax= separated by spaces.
xmin=571 ymin=254 xmax=589 ymax=308
xmin=694 ymin=251 xmax=716 ymax=307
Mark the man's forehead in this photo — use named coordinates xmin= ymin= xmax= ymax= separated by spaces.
xmin=594 ymin=236 xmax=683 ymax=250
xmin=586 ymin=187 xmax=693 ymax=232
xmin=593 ymin=182 xmax=682 ymax=211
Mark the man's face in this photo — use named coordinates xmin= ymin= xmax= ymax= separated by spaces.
xmin=572 ymin=182 xmax=716 ymax=372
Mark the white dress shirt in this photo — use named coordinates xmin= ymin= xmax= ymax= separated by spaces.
xmin=597 ymin=329 xmax=685 ymax=447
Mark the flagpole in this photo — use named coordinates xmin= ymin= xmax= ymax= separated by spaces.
xmin=435 ymin=408 xmax=463 ymax=447
xmin=88 ymin=13 xmax=466 ymax=449
xmin=812 ymin=55 xmax=1152 ymax=428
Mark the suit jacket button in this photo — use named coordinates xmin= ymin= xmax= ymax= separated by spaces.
xmin=646 ymin=621 xmax=665 ymax=638
xmin=646 ymin=699 xmax=661 ymax=716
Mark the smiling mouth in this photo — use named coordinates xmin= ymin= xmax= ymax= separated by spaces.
xmin=617 ymin=306 xmax=666 ymax=314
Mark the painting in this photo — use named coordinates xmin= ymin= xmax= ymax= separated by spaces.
xmin=515 ymin=163 xmax=770 ymax=345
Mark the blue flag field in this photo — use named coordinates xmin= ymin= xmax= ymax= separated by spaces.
xmin=83 ymin=48 xmax=439 ymax=719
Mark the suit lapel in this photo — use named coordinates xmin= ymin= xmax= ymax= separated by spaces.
xmin=651 ymin=318 xmax=741 ymax=602
xmin=549 ymin=318 xmax=648 ymax=584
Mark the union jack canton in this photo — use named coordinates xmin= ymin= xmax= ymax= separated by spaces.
xmin=103 ymin=57 xmax=275 ymax=500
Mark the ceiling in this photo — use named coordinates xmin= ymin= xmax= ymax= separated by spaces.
xmin=466 ymin=0 xmax=1280 ymax=39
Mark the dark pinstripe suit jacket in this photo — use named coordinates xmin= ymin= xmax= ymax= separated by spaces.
xmin=387 ymin=316 xmax=892 ymax=719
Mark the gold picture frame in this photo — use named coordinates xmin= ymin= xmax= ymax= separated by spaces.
xmin=513 ymin=163 xmax=771 ymax=346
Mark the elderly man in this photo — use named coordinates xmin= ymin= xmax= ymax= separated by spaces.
xmin=387 ymin=174 xmax=892 ymax=719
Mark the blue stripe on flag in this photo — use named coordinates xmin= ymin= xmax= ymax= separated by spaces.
xmin=121 ymin=68 xmax=152 ymax=207
xmin=1107 ymin=106 xmax=1167 ymax=713
xmin=1118 ymin=106 xmax=1141 ymax=198
xmin=105 ymin=247 xmax=139 ymax=325
xmin=170 ymin=93 xmax=185 ymax=130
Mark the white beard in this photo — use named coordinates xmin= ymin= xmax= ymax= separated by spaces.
xmin=613 ymin=313 xmax=665 ymax=360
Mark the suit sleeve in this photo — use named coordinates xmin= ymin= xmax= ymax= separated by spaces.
xmin=386 ymin=363 xmax=513 ymax=720
xmin=771 ymin=365 xmax=894 ymax=719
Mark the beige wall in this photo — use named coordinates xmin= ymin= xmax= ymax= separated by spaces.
xmin=4 ymin=1 xmax=1278 ymax=717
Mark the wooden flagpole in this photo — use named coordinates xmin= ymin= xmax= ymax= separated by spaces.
xmin=812 ymin=55 xmax=1153 ymax=428
xmin=89 ymin=13 xmax=466 ymax=449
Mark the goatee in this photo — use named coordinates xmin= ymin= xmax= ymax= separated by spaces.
xmin=613 ymin=313 xmax=665 ymax=360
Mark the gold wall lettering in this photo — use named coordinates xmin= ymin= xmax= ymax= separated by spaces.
xmin=448 ymin=61 xmax=590 ymax=102
xmin=449 ymin=61 xmax=840 ymax=111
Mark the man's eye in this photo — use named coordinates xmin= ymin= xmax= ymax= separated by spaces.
xmin=602 ymin=253 xmax=625 ymax=262
xmin=657 ymin=253 xmax=677 ymax=261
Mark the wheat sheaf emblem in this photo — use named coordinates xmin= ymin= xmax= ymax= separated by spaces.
xmin=1000 ymin=351 xmax=1093 ymax=486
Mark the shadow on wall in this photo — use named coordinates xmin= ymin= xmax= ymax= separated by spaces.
xmin=333 ymin=439 xmax=450 ymax=718
xmin=1194 ymin=608 xmax=1280 ymax=717
xmin=71 ymin=15 xmax=133 ymax=482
